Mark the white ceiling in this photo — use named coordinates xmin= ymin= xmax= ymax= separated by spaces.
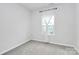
xmin=21 ymin=3 xmax=53 ymax=11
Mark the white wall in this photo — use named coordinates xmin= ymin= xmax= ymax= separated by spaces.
xmin=75 ymin=4 xmax=79 ymax=52
xmin=32 ymin=3 xmax=76 ymax=47
xmin=0 ymin=4 xmax=31 ymax=54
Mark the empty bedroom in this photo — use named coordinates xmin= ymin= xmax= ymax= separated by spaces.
xmin=0 ymin=3 xmax=79 ymax=55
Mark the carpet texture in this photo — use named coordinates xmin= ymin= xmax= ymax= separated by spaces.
xmin=3 ymin=40 xmax=79 ymax=55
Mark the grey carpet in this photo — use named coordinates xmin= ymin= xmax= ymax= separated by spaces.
xmin=3 ymin=40 xmax=79 ymax=55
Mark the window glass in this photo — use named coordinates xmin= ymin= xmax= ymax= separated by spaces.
xmin=42 ymin=15 xmax=55 ymax=35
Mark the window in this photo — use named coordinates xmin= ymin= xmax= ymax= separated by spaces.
xmin=42 ymin=15 xmax=55 ymax=35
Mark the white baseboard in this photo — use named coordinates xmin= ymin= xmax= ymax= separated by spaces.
xmin=74 ymin=46 xmax=79 ymax=53
xmin=33 ymin=39 xmax=75 ymax=48
xmin=49 ymin=41 xmax=75 ymax=48
xmin=0 ymin=39 xmax=30 ymax=55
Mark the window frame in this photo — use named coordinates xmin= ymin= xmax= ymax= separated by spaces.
xmin=41 ymin=15 xmax=55 ymax=35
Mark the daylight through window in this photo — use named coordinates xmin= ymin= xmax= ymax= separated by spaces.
xmin=42 ymin=15 xmax=55 ymax=35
